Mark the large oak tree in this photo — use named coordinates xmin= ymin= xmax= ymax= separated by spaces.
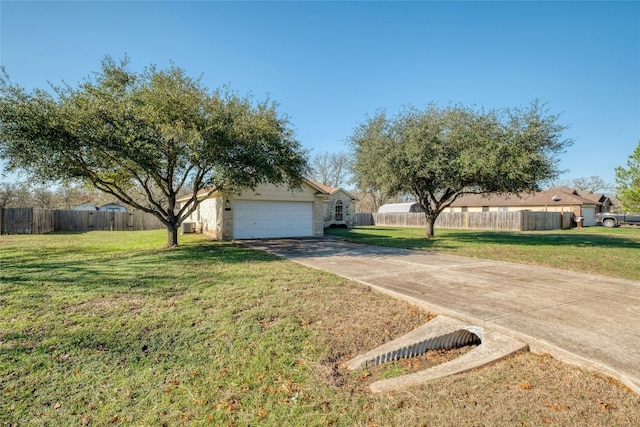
xmin=0 ymin=57 xmax=307 ymax=246
xmin=350 ymin=102 xmax=571 ymax=238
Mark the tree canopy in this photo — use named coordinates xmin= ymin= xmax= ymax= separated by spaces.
xmin=615 ymin=141 xmax=640 ymax=212
xmin=350 ymin=101 xmax=571 ymax=237
xmin=0 ymin=57 xmax=308 ymax=246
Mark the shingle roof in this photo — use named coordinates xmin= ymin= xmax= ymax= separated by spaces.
xmin=450 ymin=187 xmax=606 ymax=207
xmin=177 ymin=177 xmax=360 ymax=203
xmin=306 ymin=179 xmax=359 ymax=200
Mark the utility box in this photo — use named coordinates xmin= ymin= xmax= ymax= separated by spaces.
xmin=181 ymin=222 xmax=196 ymax=234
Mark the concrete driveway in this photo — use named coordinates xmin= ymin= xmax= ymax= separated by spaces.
xmin=244 ymin=237 xmax=640 ymax=394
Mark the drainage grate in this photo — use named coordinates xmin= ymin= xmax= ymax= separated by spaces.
xmin=362 ymin=329 xmax=481 ymax=368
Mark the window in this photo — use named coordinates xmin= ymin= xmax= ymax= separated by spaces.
xmin=335 ymin=200 xmax=344 ymax=221
xmin=482 ymin=206 xmax=489 ymax=212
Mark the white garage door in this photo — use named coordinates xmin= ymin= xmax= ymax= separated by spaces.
xmin=582 ymin=207 xmax=596 ymax=226
xmin=233 ymin=200 xmax=313 ymax=239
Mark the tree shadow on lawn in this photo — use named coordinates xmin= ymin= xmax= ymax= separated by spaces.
xmin=0 ymin=237 xmax=281 ymax=291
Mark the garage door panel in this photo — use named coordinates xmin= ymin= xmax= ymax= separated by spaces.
xmin=233 ymin=201 xmax=313 ymax=239
xmin=582 ymin=207 xmax=596 ymax=226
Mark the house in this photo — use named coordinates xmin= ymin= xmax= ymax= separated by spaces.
xmin=449 ymin=187 xmax=612 ymax=226
xmin=378 ymin=202 xmax=423 ymax=213
xmin=72 ymin=203 xmax=98 ymax=211
xmin=178 ymin=178 xmax=357 ymax=240
xmin=99 ymin=203 xmax=128 ymax=212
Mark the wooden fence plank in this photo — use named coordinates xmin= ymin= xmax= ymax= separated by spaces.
xmin=356 ymin=211 xmax=570 ymax=231
xmin=1 ymin=208 xmax=165 ymax=234
xmin=1 ymin=208 xmax=32 ymax=234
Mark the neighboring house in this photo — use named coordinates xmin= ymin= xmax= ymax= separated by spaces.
xmin=449 ymin=187 xmax=612 ymax=226
xmin=178 ymin=178 xmax=357 ymax=240
xmin=72 ymin=203 xmax=98 ymax=211
xmin=378 ymin=202 xmax=423 ymax=213
xmin=99 ymin=203 xmax=128 ymax=212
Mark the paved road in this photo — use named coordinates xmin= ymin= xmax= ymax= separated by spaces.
xmin=244 ymin=238 xmax=640 ymax=394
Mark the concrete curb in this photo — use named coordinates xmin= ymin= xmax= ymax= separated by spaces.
xmin=360 ymin=283 xmax=640 ymax=395
xmin=344 ymin=315 xmax=528 ymax=393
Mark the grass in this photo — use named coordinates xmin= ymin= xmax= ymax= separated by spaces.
xmin=1 ymin=230 xmax=639 ymax=426
xmin=325 ymin=226 xmax=640 ymax=281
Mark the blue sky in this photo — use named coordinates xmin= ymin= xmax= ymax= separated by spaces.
xmin=1 ymin=1 xmax=639 ymax=189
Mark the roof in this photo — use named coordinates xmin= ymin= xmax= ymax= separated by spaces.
xmin=450 ymin=187 xmax=607 ymax=207
xmin=378 ymin=202 xmax=421 ymax=213
xmin=177 ymin=177 xmax=358 ymax=203
xmin=306 ymin=179 xmax=359 ymax=201
xmin=72 ymin=203 xmax=98 ymax=210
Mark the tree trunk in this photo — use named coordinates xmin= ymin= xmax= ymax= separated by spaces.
xmin=166 ymin=222 xmax=179 ymax=248
xmin=424 ymin=214 xmax=437 ymax=238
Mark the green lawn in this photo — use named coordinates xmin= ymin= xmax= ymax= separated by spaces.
xmin=1 ymin=231 xmax=639 ymax=426
xmin=326 ymin=226 xmax=640 ymax=281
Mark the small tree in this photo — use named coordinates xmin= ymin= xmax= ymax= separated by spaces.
xmin=350 ymin=102 xmax=571 ymax=238
xmin=0 ymin=57 xmax=307 ymax=246
xmin=615 ymin=141 xmax=640 ymax=212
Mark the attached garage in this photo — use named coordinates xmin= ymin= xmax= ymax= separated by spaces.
xmin=179 ymin=180 xmax=326 ymax=240
xmin=233 ymin=200 xmax=314 ymax=239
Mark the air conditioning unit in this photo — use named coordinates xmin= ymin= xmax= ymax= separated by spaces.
xmin=181 ymin=222 xmax=196 ymax=234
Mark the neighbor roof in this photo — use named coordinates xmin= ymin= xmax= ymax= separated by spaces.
xmin=378 ymin=202 xmax=421 ymax=213
xmin=450 ymin=187 xmax=606 ymax=207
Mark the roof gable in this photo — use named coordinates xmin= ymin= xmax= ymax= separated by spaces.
xmin=177 ymin=177 xmax=334 ymax=203
xmin=305 ymin=179 xmax=358 ymax=201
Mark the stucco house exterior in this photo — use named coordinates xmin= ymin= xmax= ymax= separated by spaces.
xmin=178 ymin=178 xmax=357 ymax=240
xmin=449 ymin=187 xmax=612 ymax=226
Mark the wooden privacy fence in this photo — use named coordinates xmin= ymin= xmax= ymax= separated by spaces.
xmin=0 ymin=208 xmax=165 ymax=235
xmin=356 ymin=211 xmax=574 ymax=231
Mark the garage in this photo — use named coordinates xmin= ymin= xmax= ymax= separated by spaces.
xmin=233 ymin=200 xmax=314 ymax=239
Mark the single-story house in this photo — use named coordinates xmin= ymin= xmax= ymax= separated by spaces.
xmin=449 ymin=187 xmax=612 ymax=226
xmin=72 ymin=203 xmax=98 ymax=211
xmin=378 ymin=202 xmax=423 ymax=213
xmin=178 ymin=178 xmax=357 ymax=240
xmin=99 ymin=203 xmax=128 ymax=212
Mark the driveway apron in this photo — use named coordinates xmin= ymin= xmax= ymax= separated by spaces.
xmin=244 ymin=238 xmax=640 ymax=394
